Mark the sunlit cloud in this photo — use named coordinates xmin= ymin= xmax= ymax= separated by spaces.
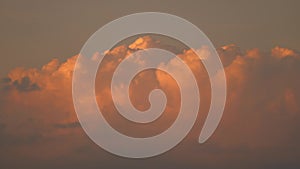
xmin=0 ymin=36 xmax=299 ymax=168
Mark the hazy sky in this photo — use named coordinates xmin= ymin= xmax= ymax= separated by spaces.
xmin=1 ymin=0 xmax=299 ymax=77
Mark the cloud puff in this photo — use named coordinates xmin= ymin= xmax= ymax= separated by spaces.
xmin=0 ymin=36 xmax=300 ymax=168
xmin=271 ymin=46 xmax=298 ymax=58
xmin=128 ymin=36 xmax=156 ymax=50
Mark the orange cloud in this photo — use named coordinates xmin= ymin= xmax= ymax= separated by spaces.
xmin=128 ymin=36 xmax=156 ymax=50
xmin=271 ymin=46 xmax=298 ymax=58
xmin=1 ymin=36 xmax=300 ymax=168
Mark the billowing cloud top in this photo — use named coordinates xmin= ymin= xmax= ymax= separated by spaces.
xmin=0 ymin=36 xmax=299 ymax=169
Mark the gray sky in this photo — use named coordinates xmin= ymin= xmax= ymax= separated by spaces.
xmin=1 ymin=0 xmax=299 ymax=77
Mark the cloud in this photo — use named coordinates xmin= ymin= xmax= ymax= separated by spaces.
xmin=128 ymin=36 xmax=156 ymax=50
xmin=12 ymin=76 xmax=40 ymax=92
xmin=0 ymin=36 xmax=300 ymax=168
xmin=271 ymin=46 xmax=298 ymax=58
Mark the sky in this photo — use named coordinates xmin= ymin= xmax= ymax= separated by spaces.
xmin=0 ymin=0 xmax=300 ymax=169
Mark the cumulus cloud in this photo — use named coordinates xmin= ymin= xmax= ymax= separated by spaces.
xmin=0 ymin=36 xmax=299 ymax=168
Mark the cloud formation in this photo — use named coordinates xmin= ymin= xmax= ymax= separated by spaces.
xmin=0 ymin=36 xmax=299 ymax=168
